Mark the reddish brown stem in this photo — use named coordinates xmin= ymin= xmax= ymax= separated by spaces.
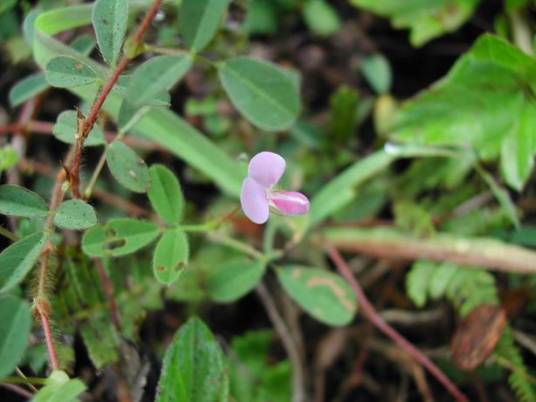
xmin=94 ymin=258 xmax=122 ymax=331
xmin=1 ymin=383 xmax=34 ymax=399
xmin=36 ymin=301 xmax=60 ymax=372
xmin=327 ymin=246 xmax=469 ymax=402
xmin=69 ymin=0 xmax=163 ymax=197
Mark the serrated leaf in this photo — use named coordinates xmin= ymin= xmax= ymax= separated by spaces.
xmin=92 ymin=0 xmax=128 ymax=66
xmin=277 ymin=266 xmax=357 ymax=326
xmin=0 ymin=232 xmax=47 ymax=292
xmin=34 ymin=370 xmax=86 ymax=402
xmin=0 ymin=184 xmax=48 ymax=218
xmin=106 ymin=140 xmax=150 ymax=193
xmin=180 ymin=0 xmax=230 ymax=52
xmin=9 ymin=73 xmax=49 ymax=107
xmin=153 ymin=229 xmax=189 ymax=285
xmin=361 ymin=54 xmax=392 ymax=94
xmin=82 ymin=218 xmax=159 ymax=258
xmin=126 ymin=55 xmax=192 ymax=108
xmin=45 ymin=56 xmax=97 ymax=88
xmin=351 ymin=0 xmax=481 ymax=46
xmin=207 ymin=258 xmax=266 ymax=303
xmin=148 ymin=164 xmax=184 ymax=224
xmin=53 ymin=110 xmax=106 ymax=146
xmin=156 ymin=317 xmax=229 ymax=402
xmin=218 ymin=56 xmax=301 ymax=131
xmin=0 ymin=296 xmax=32 ymax=378
xmin=54 ymin=199 xmax=97 ymax=230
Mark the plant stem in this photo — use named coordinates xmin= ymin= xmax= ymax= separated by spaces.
xmin=327 ymin=246 xmax=469 ymax=402
xmin=69 ymin=0 xmax=163 ymax=198
xmin=256 ymin=283 xmax=306 ymax=402
xmin=0 ymin=383 xmax=34 ymax=399
xmin=94 ymin=258 xmax=122 ymax=331
xmin=0 ymin=225 xmax=18 ymax=242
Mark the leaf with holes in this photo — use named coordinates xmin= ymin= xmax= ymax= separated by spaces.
xmin=0 ymin=296 xmax=32 ymax=378
xmin=53 ymin=110 xmax=105 ymax=146
xmin=218 ymin=56 xmax=301 ymax=131
xmin=277 ymin=266 xmax=357 ymax=326
xmin=106 ymin=141 xmax=151 ymax=193
xmin=92 ymin=0 xmax=128 ymax=66
xmin=45 ymin=56 xmax=97 ymax=88
xmin=54 ymin=199 xmax=97 ymax=230
xmin=207 ymin=258 xmax=266 ymax=303
xmin=82 ymin=218 xmax=160 ymax=258
xmin=156 ymin=317 xmax=229 ymax=402
xmin=0 ymin=232 xmax=47 ymax=292
xmin=0 ymin=185 xmax=48 ymax=218
xmin=153 ymin=229 xmax=189 ymax=285
xmin=148 ymin=164 xmax=185 ymax=224
xmin=180 ymin=0 xmax=230 ymax=52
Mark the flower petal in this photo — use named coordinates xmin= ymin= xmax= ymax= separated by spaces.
xmin=240 ymin=177 xmax=270 ymax=224
xmin=248 ymin=151 xmax=286 ymax=188
xmin=269 ymin=191 xmax=310 ymax=216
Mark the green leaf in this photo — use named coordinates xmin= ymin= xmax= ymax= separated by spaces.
xmin=70 ymin=34 xmax=97 ymax=56
xmin=126 ymin=55 xmax=193 ymax=108
xmin=53 ymin=110 xmax=106 ymax=146
xmin=82 ymin=218 xmax=160 ymax=258
xmin=106 ymin=140 xmax=151 ymax=193
xmin=54 ymin=199 xmax=97 ymax=230
xmin=277 ymin=266 xmax=357 ymax=326
xmin=390 ymin=35 xmax=536 ymax=190
xmin=0 ymin=146 xmax=19 ymax=173
xmin=218 ymin=56 xmax=301 ymax=131
xmin=329 ymin=86 xmax=360 ymax=142
xmin=303 ymin=0 xmax=341 ymax=37
xmin=350 ymin=0 xmax=481 ymax=46
xmin=92 ymin=0 xmax=128 ymax=66
xmin=0 ymin=232 xmax=47 ymax=292
xmin=9 ymin=73 xmax=49 ymax=107
xmin=477 ymin=167 xmax=519 ymax=228
xmin=0 ymin=296 xmax=32 ymax=378
xmin=33 ymin=370 xmax=86 ymax=402
xmin=148 ymin=164 xmax=185 ymax=224
xmin=152 ymin=229 xmax=189 ymax=285
xmin=156 ymin=317 xmax=229 ymax=402
xmin=361 ymin=54 xmax=392 ymax=94
xmin=207 ymin=258 xmax=266 ymax=303
xmin=0 ymin=184 xmax=48 ymax=218
xmin=45 ymin=56 xmax=97 ymax=88
xmin=180 ymin=0 xmax=230 ymax=52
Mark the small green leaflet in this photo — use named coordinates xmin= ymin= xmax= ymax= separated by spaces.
xmin=303 ymin=0 xmax=341 ymax=37
xmin=0 ymin=184 xmax=48 ymax=218
xmin=82 ymin=218 xmax=160 ymax=258
xmin=92 ymin=0 xmax=128 ymax=66
xmin=277 ymin=266 xmax=357 ymax=326
xmin=0 ymin=146 xmax=19 ymax=173
xmin=207 ymin=258 xmax=266 ymax=303
xmin=53 ymin=110 xmax=106 ymax=146
xmin=361 ymin=54 xmax=392 ymax=94
xmin=126 ymin=55 xmax=193 ymax=108
xmin=45 ymin=56 xmax=97 ymax=88
xmin=54 ymin=199 xmax=98 ymax=230
xmin=0 ymin=231 xmax=47 ymax=292
xmin=156 ymin=317 xmax=229 ymax=402
xmin=152 ymin=229 xmax=189 ymax=285
xmin=9 ymin=73 xmax=49 ymax=107
xmin=180 ymin=0 xmax=230 ymax=52
xmin=0 ymin=296 xmax=32 ymax=378
xmin=218 ymin=56 xmax=301 ymax=131
xmin=33 ymin=370 xmax=86 ymax=402
xmin=106 ymin=141 xmax=151 ymax=193
xmin=148 ymin=164 xmax=185 ymax=224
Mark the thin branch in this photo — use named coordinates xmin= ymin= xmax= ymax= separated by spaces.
xmin=0 ymin=383 xmax=33 ymax=399
xmin=324 ymin=227 xmax=536 ymax=274
xmin=69 ymin=0 xmax=163 ymax=197
xmin=256 ymin=283 xmax=306 ymax=402
xmin=327 ymin=246 xmax=469 ymax=402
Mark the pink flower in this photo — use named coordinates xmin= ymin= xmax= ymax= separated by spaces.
xmin=240 ymin=152 xmax=310 ymax=224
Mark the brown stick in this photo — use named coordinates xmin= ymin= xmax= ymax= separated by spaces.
xmin=327 ymin=246 xmax=469 ymax=402
xmin=0 ymin=383 xmax=34 ymax=399
xmin=324 ymin=227 xmax=536 ymax=275
xmin=69 ymin=0 xmax=163 ymax=197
